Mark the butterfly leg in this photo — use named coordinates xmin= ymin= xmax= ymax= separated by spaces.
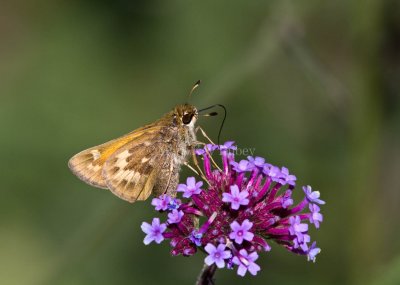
xmin=163 ymin=159 xmax=177 ymax=197
xmin=196 ymin=126 xmax=216 ymax=145
xmin=190 ymin=146 xmax=211 ymax=186
xmin=193 ymin=139 xmax=222 ymax=172
xmin=183 ymin=161 xmax=200 ymax=176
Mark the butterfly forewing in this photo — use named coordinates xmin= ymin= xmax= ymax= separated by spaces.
xmin=68 ymin=124 xmax=162 ymax=190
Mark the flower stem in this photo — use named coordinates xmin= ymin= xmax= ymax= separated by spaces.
xmin=196 ymin=264 xmax=217 ymax=285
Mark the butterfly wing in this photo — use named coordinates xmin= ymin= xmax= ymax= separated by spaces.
xmin=102 ymin=129 xmax=177 ymax=203
xmin=68 ymin=124 xmax=162 ymax=189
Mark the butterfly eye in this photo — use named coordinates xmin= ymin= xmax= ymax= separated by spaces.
xmin=182 ymin=113 xmax=194 ymax=125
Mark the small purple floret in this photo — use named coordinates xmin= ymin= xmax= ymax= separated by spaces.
xmin=189 ymin=230 xmax=203 ymax=246
xmin=141 ymin=218 xmax=166 ymax=245
xmin=230 ymin=160 xmax=251 ymax=173
xmin=307 ymin=242 xmax=321 ymax=262
xmin=263 ymin=165 xmax=281 ymax=182
xmin=204 ymin=243 xmax=232 ymax=268
xmin=279 ymin=167 xmax=297 ymax=186
xmin=151 ymin=194 xmax=171 ymax=211
xmin=232 ymin=249 xmax=261 ymax=276
xmin=222 ymin=185 xmax=249 ymax=210
xmin=167 ymin=209 xmax=184 ymax=224
xmin=177 ymin=177 xmax=203 ymax=198
xmin=303 ymin=185 xmax=325 ymax=205
xmin=229 ymin=219 xmax=254 ymax=244
xmin=289 ymin=216 xmax=308 ymax=242
xmin=281 ymin=190 xmax=294 ymax=209
xmin=309 ymin=204 xmax=323 ymax=228
xmin=219 ymin=141 xmax=237 ymax=152
xmin=247 ymin=156 xmax=265 ymax=169
xmin=167 ymin=198 xmax=181 ymax=210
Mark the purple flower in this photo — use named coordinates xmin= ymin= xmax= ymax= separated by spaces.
xmin=204 ymin=243 xmax=232 ymax=268
xmin=167 ymin=198 xmax=181 ymax=210
xmin=167 ymin=209 xmax=184 ymax=224
xmin=309 ymin=204 xmax=323 ymax=228
xmin=151 ymin=194 xmax=171 ymax=211
xmin=195 ymin=144 xmax=219 ymax=155
xmin=247 ymin=156 xmax=265 ymax=168
xmin=307 ymin=242 xmax=321 ymax=262
xmin=222 ymin=185 xmax=249 ymax=210
xmin=232 ymin=249 xmax=261 ymax=276
xmin=229 ymin=219 xmax=254 ymax=244
xmin=281 ymin=190 xmax=294 ymax=209
xmin=230 ymin=160 xmax=251 ymax=173
xmin=263 ymin=165 xmax=281 ymax=182
xmin=289 ymin=216 xmax=308 ymax=242
xmin=205 ymin=144 xmax=219 ymax=152
xmin=195 ymin=148 xmax=205 ymax=155
xmin=219 ymin=141 xmax=237 ymax=152
xmin=294 ymin=233 xmax=310 ymax=251
xmin=279 ymin=167 xmax=297 ymax=186
xmin=189 ymin=230 xmax=203 ymax=246
xmin=141 ymin=218 xmax=166 ymax=245
xmin=303 ymin=185 xmax=325 ymax=205
xmin=141 ymin=141 xmax=325 ymax=278
xmin=177 ymin=177 xmax=203 ymax=198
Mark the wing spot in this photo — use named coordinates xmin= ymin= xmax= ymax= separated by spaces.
xmin=127 ymin=182 xmax=136 ymax=192
xmin=111 ymin=166 xmax=120 ymax=174
xmin=120 ymin=179 xmax=128 ymax=187
xmin=90 ymin=150 xmax=101 ymax=160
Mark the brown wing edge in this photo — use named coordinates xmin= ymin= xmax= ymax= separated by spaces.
xmin=68 ymin=148 xmax=108 ymax=189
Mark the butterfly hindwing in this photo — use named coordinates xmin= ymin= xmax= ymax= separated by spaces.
xmin=102 ymin=138 xmax=170 ymax=203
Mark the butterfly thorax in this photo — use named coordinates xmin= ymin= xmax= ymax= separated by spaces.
xmin=163 ymin=104 xmax=198 ymax=165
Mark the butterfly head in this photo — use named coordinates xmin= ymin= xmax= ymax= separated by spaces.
xmin=173 ymin=104 xmax=198 ymax=128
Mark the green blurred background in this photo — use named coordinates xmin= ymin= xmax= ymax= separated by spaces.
xmin=1 ymin=0 xmax=400 ymax=284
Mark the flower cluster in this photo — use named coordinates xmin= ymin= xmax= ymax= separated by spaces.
xmin=141 ymin=141 xmax=325 ymax=277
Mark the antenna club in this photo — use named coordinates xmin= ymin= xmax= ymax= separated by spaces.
xmin=188 ymin=80 xmax=202 ymax=99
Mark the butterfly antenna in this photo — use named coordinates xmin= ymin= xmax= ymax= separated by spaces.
xmin=199 ymin=104 xmax=227 ymax=145
xmin=188 ymin=80 xmax=201 ymax=100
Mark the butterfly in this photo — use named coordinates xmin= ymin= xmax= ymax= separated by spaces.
xmin=68 ymin=103 xmax=199 ymax=203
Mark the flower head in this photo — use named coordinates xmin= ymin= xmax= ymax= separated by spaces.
xmin=141 ymin=142 xmax=325 ymax=278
